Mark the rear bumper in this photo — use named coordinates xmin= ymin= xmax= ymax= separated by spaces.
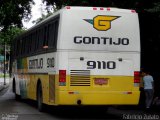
xmin=57 ymin=91 xmax=140 ymax=105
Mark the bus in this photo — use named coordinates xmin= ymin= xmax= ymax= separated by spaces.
xmin=11 ymin=6 xmax=141 ymax=111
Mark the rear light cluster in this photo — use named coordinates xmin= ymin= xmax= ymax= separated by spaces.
xmin=66 ymin=6 xmax=71 ymax=9
xmin=134 ymin=71 xmax=140 ymax=83
xmin=134 ymin=71 xmax=140 ymax=87
xmin=59 ymin=70 xmax=66 ymax=86
xmin=65 ymin=6 xmax=136 ymax=13
xmin=93 ymin=7 xmax=110 ymax=11
xmin=131 ymin=10 xmax=136 ymax=13
xmin=93 ymin=7 xmax=97 ymax=10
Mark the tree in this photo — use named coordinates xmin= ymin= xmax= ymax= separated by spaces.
xmin=43 ymin=0 xmax=160 ymax=13
xmin=0 ymin=0 xmax=34 ymax=31
xmin=0 ymin=27 xmax=24 ymax=44
xmin=147 ymin=2 xmax=160 ymax=14
xmin=0 ymin=27 xmax=24 ymax=54
xmin=32 ymin=12 xmax=53 ymax=24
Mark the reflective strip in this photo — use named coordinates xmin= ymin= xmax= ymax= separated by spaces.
xmin=134 ymin=83 xmax=139 ymax=87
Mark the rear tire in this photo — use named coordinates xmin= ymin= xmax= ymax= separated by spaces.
xmin=12 ymin=79 xmax=16 ymax=93
xmin=37 ymin=83 xmax=44 ymax=112
xmin=13 ymin=79 xmax=21 ymax=101
xmin=15 ymin=94 xmax=21 ymax=101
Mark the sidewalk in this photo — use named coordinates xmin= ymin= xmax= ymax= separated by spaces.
xmin=0 ymin=77 xmax=10 ymax=92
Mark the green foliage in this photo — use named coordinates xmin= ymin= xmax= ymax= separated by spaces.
xmin=0 ymin=27 xmax=24 ymax=45
xmin=0 ymin=27 xmax=24 ymax=54
xmin=147 ymin=2 xmax=160 ymax=13
xmin=0 ymin=0 xmax=34 ymax=31
xmin=43 ymin=0 xmax=160 ymax=13
xmin=32 ymin=12 xmax=53 ymax=24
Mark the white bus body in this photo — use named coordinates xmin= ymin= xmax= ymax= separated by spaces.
xmin=12 ymin=7 xmax=140 ymax=106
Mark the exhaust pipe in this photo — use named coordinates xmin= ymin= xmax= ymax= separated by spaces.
xmin=77 ymin=100 xmax=81 ymax=105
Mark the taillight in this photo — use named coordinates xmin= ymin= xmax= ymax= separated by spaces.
xmin=131 ymin=10 xmax=136 ymax=13
xmin=134 ymin=71 xmax=140 ymax=83
xmin=66 ymin=6 xmax=71 ymax=9
xmin=100 ymin=7 xmax=104 ymax=10
xmin=93 ymin=7 xmax=97 ymax=10
xmin=107 ymin=8 xmax=111 ymax=11
xmin=134 ymin=71 xmax=140 ymax=87
xmin=59 ymin=70 xmax=66 ymax=86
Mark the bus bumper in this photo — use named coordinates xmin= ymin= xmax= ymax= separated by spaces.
xmin=57 ymin=91 xmax=140 ymax=105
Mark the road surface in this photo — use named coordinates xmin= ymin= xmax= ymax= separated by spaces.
xmin=0 ymin=84 xmax=160 ymax=120
xmin=0 ymin=77 xmax=9 ymax=94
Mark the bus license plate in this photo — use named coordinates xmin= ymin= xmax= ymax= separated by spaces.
xmin=94 ymin=78 xmax=108 ymax=85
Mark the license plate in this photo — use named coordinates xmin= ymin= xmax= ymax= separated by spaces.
xmin=94 ymin=78 xmax=109 ymax=85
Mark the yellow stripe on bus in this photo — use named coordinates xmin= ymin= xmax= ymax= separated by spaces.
xmin=25 ymin=74 xmax=139 ymax=105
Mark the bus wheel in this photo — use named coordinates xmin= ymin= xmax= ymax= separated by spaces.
xmin=15 ymin=94 xmax=21 ymax=101
xmin=13 ymin=79 xmax=21 ymax=101
xmin=37 ymin=83 xmax=44 ymax=112
xmin=12 ymin=78 xmax=16 ymax=93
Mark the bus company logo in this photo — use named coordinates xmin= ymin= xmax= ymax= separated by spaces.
xmin=84 ymin=15 xmax=120 ymax=31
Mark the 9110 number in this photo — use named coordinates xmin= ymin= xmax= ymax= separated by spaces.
xmin=87 ymin=61 xmax=116 ymax=69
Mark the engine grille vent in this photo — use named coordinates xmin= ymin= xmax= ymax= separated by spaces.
xmin=70 ymin=70 xmax=90 ymax=86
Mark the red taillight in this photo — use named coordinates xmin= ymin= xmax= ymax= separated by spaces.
xmin=134 ymin=71 xmax=140 ymax=83
xmin=107 ymin=8 xmax=111 ymax=11
xmin=127 ymin=92 xmax=132 ymax=94
xmin=131 ymin=10 xmax=136 ymax=13
xmin=68 ymin=92 xmax=74 ymax=94
xmin=93 ymin=7 xmax=97 ymax=10
xmin=100 ymin=7 xmax=104 ymax=10
xmin=66 ymin=6 xmax=71 ymax=9
xmin=59 ymin=70 xmax=66 ymax=86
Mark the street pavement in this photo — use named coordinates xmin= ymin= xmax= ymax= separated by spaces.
xmin=0 ymin=80 xmax=160 ymax=120
xmin=0 ymin=77 xmax=10 ymax=92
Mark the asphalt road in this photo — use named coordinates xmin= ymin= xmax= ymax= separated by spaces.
xmin=0 ymin=86 xmax=160 ymax=120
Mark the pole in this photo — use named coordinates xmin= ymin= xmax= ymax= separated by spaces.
xmin=4 ymin=43 xmax=6 ymax=85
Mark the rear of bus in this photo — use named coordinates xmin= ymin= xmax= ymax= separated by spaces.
xmin=56 ymin=7 xmax=140 ymax=105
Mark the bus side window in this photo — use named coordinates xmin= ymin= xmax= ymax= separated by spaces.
xmin=47 ymin=24 xmax=50 ymax=47
xmin=27 ymin=35 xmax=29 ymax=54
xmin=39 ymin=28 xmax=44 ymax=51
xmin=43 ymin=25 xmax=49 ymax=48
xmin=35 ymin=30 xmax=38 ymax=51
xmin=29 ymin=34 xmax=32 ymax=54
xmin=31 ymin=32 xmax=36 ymax=53
xmin=38 ymin=29 xmax=40 ymax=51
xmin=54 ymin=20 xmax=59 ymax=49
xmin=36 ymin=29 xmax=41 ymax=52
xmin=48 ymin=22 xmax=54 ymax=49
xmin=48 ymin=19 xmax=59 ymax=50
xmin=26 ymin=37 xmax=28 ymax=55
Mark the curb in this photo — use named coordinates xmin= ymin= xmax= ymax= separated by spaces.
xmin=0 ymin=85 xmax=6 ymax=92
xmin=0 ymin=78 xmax=10 ymax=92
xmin=0 ymin=84 xmax=4 ymax=92
xmin=0 ymin=83 xmax=8 ymax=92
xmin=0 ymin=84 xmax=9 ymax=96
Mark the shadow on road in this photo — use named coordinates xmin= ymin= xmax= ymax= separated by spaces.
xmin=46 ymin=106 xmax=119 ymax=120
xmin=22 ymin=99 xmax=120 ymax=119
xmin=9 ymin=92 xmax=160 ymax=120
xmin=23 ymin=100 xmax=160 ymax=119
